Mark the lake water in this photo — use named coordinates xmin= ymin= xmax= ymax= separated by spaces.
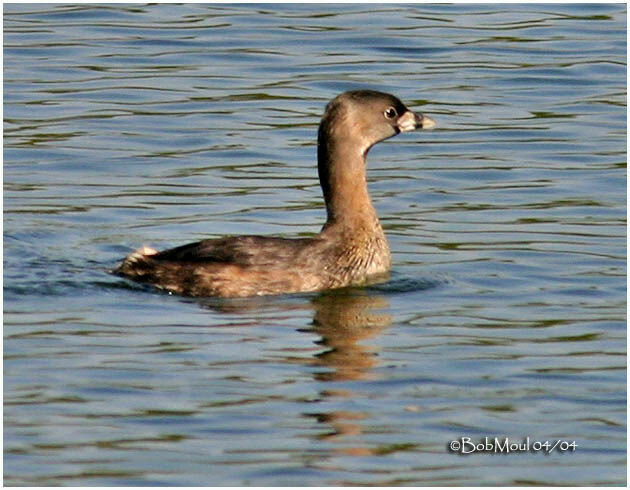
xmin=3 ymin=3 xmax=626 ymax=486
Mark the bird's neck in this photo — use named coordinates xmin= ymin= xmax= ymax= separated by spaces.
xmin=317 ymin=129 xmax=381 ymax=233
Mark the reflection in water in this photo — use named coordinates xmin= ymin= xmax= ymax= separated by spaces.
xmin=310 ymin=291 xmax=392 ymax=382
xmin=306 ymin=290 xmax=392 ymax=456
xmin=194 ymin=288 xmax=393 ymax=457
xmin=198 ymin=289 xmax=394 ymax=456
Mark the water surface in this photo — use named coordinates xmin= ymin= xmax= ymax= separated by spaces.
xmin=3 ymin=3 xmax=626 ymax=486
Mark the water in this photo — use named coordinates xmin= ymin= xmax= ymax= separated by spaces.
xmin=3 ymin=3 xmax=626 ymax=486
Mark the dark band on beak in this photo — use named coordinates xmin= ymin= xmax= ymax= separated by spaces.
xmin=398 ymin=110 xmax=436 ymax=132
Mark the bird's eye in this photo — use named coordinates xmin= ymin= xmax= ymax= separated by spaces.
xmin=384 ymin=107 xmax=397 ymax=119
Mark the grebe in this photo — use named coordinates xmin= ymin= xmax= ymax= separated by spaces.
xmin=113 ymin=90 xmax=435 ymax=297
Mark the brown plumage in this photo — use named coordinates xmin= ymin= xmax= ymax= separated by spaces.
xmin=113 ymin=90 xmax=436 ymax=297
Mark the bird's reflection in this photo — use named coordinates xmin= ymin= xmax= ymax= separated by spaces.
xmin=304 ymin=289 xmax=392 ymax=455
xmin=309 ymin=290 xmax=392 ymax=381
xmin=196 ymin=287 xmax=393 ymax=456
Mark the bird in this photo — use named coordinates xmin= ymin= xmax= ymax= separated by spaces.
xmin=113 ymin=90 xmax=436 ymax=297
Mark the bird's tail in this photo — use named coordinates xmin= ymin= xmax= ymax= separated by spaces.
xmin=112 ymin=245 xmax=158 ymax=278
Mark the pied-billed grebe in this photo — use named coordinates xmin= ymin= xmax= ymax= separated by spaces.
xmin=114 ymin=90 xmax=436 ymax=297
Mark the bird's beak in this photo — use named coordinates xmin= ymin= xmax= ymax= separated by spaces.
xmin=398 ymin=110 xmax=436 ymax=132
